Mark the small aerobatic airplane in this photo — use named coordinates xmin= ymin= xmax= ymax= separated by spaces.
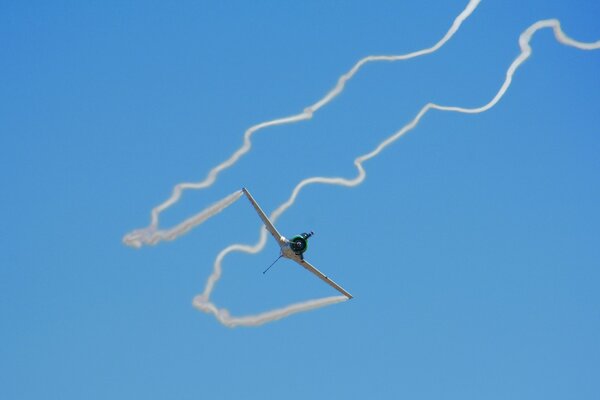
xmin=242 ymin=188 xmax=353 ymax=299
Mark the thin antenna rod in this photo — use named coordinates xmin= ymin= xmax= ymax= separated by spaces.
xmin=263 ymin=254 xmax=283 ymax=274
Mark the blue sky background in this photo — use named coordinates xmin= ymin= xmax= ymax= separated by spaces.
xmin=1 ymin=1 xmax=599 ymax=399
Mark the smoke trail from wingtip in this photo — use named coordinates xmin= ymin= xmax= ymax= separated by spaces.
xmin=193 ymin=18 xmax=599 ymax=328
xmin=268 ymin=19 xmax=600 ymax=223
xmin=308 ymin=0 xmax=482 ymax=112
xmin=122 ymin=190 xmax=244 ymax=248
xmin=193 ymin=294 xmax=348 ymax=328
xmin=123 ymin=0 xmax=482 ymax=248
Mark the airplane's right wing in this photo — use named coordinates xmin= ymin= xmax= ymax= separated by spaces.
xmin=242 ymin=188 xmax=286 ymax=244
xmin=297 ymin=259 xmax=353 ymax=299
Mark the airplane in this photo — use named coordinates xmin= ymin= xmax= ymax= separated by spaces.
xmin=242 ymin=187 xmax=353 ymax=299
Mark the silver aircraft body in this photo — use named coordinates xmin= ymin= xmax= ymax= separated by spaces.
xmin=242 ymin=188 xmax=353 ymax=299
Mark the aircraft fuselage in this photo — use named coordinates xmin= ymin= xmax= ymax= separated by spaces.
xmin=281 ymin=231 xmax=313 ymax=260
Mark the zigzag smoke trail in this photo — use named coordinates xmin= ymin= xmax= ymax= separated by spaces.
xmin=123 ymin=0 xmax=481 ymax=249
xmin=123 ymin=0 xmax=482 ymax=327
xmin=123 ymin=4 xmax=600 ymax=327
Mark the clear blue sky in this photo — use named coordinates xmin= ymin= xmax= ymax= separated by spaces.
xmin=2 ymin=1 xmax=599 ymax=399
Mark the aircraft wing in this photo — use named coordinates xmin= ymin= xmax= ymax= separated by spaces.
xmin=242 ymin=188 xmax=286 ymax=244
xmin=297 ymin=259 xmax=353 ymax=299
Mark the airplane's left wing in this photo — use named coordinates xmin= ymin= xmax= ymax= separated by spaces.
xmin=297 ymin=259 xmax=353 ymax=299
xmin=242 ymin=188 xmax=286 ymax=244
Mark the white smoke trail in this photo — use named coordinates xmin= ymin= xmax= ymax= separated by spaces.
xmin=193 ymin=294 xmax=347 ymax=328
xmin=123 ymin=190 xmax=244 ymax=248
xmin=123 ymin=3 xmax=600 ymax=327
xmin=189 ymin=19 xmax=599 ymax=328
xmin=265 ymin=19 xmax=600 ymax=231
xmin=123 ymin=0 xmax=482 ymax=248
